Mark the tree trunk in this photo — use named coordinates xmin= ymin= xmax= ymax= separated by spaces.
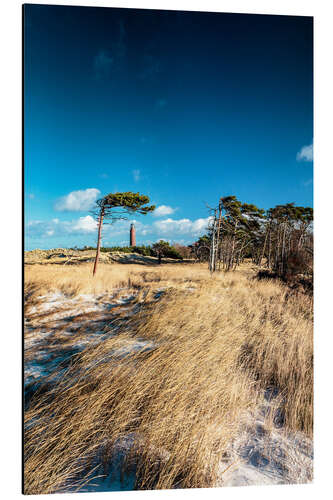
xmin=275 ymin=223 xmax=281 ymax=272
xmin=92 ymin=208 xmax=104 ymax=276
xmin=234 ymin=242 xmax=244 ymax=270
xmin=215 ymin=199 xmax=223 ymax=271
xmin=209 ymin=215 xmax=217 ymax=273
xmin=268 ymin=229 xmax=272 ymax=268
xmin=228 ymin=220 xmax=238 ymax=271
xmin=281 ymin=221 xmax=287 ymax=276
xmin=258 ymin=224 xmax=269 ymax=267
xmin=297 ymin=222 xmax=306 ymax=250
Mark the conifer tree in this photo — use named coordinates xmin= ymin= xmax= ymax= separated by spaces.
xmin=91 ymin=192 xmax=155 ymax=275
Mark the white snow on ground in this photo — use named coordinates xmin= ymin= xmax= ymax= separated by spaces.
xmin=64 ymin=390 xmax=313 ymax=493
xmin=71 ymin=396 xmax=313 ymax=494
xmin=73 ymin=433 xmax=171 ymax=493
xmin=24 ymin=288 xmax=313 ymax=491
xmin=108 ymin=339 xmax=156 ymax=358
xmin=24 ymin=289 xmax=144 ymax=392
xmin=75 ymin=435 xmax=138 ymax=493
xmin=30 ymin=292 xmax=110 ymax=322
xmin=217 ymin=395 xmax=313 ymax=487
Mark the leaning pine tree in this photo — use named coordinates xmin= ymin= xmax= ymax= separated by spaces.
xmin=91 ymin=192 xmax=155 ymax=276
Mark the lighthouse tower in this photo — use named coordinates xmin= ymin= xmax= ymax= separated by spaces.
xmin=130 ymin=223 xmax=136 ymax=247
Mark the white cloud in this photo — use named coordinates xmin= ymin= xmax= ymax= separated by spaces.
xmin=28 ymin=193 xmax=35 ymax=200
xmin=297 ymin=142 xmax=313 ymax=162
xmin=72 ymin=216 xmax=97 ymax=233
xmin=27 ymin=215 xmax=98 ymax=239
xmin=54 ymin=188 xmax=101 ymax=212
xmin=26 ymin=214 xmax=211 ymax=247
xmin=153 ymin=217 xmax=212 ymax=236
xmin=132 ymin=169 xmax=141 ymax=182
xmin=153 ymin=205 xmax=176 ymax=217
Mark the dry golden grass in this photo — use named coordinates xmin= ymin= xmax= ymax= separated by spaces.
xmin=24 ymin=261 xmax=313 ymax=494
xmin=24 ymin=262 xmax=217 ymax=316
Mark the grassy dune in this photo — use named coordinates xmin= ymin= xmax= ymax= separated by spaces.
xmin=24 ymin=260 xmax=313 ymax=494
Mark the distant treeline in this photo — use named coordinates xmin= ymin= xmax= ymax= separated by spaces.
xmin=72 ymin=243 xmax=184 ymax=260
xmin=70 ymin=196 xmax=313 ymax=280
xmin=191 ymin=197 xmax=313 ymax=281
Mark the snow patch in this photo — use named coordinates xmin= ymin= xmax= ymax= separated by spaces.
xmin=217 ymin=396 xmax=313 ymax=487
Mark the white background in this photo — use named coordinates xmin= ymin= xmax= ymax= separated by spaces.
xmin=0 ymin=0 xmax=332 ymax=499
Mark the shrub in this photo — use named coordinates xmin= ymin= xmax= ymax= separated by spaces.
xmin=151 ymin=241 xmax=183 ymax=261
xmin=172 ymin=243 xmax=192 ymax=259
xmin=283 ymin=250 xmax=313 ymax=282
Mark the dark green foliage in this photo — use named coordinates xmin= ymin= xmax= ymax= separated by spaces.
xmin=79 ymin=246 xmax=96 ymax=251
xmin=132 ymin=245 xmax=154 ymax=256
xmin=206 ymin=195 xmax=266 ymax=271
xmin=70 ymin=244 xmax=184 ymax=259
xmin=151 ymin=241 xmax=183 ymax=262
xmin=191 ymin=195 xmax=313 ymax=281
xmin=163 ymin=247 xmax=183 ymax=260
xmin=267 ymin=203 xmax=313 ymax=224
xmin=100 ymin=245 xmax=153 ymax=256
xmin=92 ymin=191 xmax=155 ymax=275
xmin=172 ymin=243 xmax=192 ymax=259
xmin=265 ymin=204 xmax=313 ymax=278
xmin=189 ymin=235 xmax=211 ymax=261
xmin=93 ymin=192 xmax=155 ymax=222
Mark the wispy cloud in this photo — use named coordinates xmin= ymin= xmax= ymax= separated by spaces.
xmin=153 ymin=205 xmax=177 ymax=217
xmin=54 ymin=188 xmax=100 ymax=212
xmin=99 ymin=173 xmax=109 ymax=179
xmin=132 ymin=169 xmax=141 ymax=182
xmin=297 ymin=141 xmax=313 ymax=162
xmin=28 ymin=193 xmax=35 ymax=200
xmin=302 ymin=178 xmax=313 ymax=187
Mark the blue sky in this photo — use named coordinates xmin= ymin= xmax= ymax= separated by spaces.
xmin=24 ymin=5 xmax=313 ymax=250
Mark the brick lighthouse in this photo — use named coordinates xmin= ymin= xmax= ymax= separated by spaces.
xmin=130 ymin=223 xmax=136 ymax=247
